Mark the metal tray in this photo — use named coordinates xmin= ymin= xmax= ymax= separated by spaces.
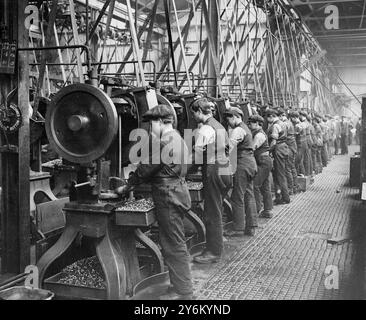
xmin=44 ymin=272 xmax=106 ymax=300
xmin=0 ymin=286 xmax=54 ymax=300
xmin=115 ymin=208 xmax=156 ymax=228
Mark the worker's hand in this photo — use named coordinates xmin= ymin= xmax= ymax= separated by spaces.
xmin=115 ymin=185 xmax=131 ymax=196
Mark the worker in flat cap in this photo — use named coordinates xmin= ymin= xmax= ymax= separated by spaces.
xmin=306 ymin=114 xmax=319 ymax=175
xmin=340 ymin=116 xmax=349 ymax=155
xmin=266 ymin=108 xmax=291 ymax=205
xmin=190 ymin=97 xmax=233 ymax=264
xmin=320 ymin=116 xmax=330 ymax=166
xmin=279 ymin=108 xmax=298 ymax=195
xmin=248 ymin=114 xmax=273 ymax=219
xmin=356 ymin=117 xmax=362 ymax=147
xmin=333 ymin=116 xmax=342 ymax=155
xmin=289 ymin=111 xmax=306 ymax=176
xmin=299 ymin=111 xmax=313 ymax=177
xmin=116 ymin=104 xmax=193 ymax=300
xmin=327 ymin=115 xmax=336 ymax=157
xmin=312 ymin=116 xmax=324 ymax=174
xmin=223 ymin=107 xmax=258 ymax=237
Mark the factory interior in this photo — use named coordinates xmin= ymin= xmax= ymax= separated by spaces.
xmin=0 ymin=0 xmax=366 ymax=301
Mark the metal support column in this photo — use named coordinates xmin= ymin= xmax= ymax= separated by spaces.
xmin=1 ymin=0 xmax=30 ymax=274
xmin=207 ymin=0 xmax=220 ymax=97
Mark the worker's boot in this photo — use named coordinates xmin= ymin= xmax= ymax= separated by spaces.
xmin=259 ymin=210 xmax=273 ymax=219
xmin=224 ymin=227 xmax=245 ymax=237
xmin=193 ymin=251 xmax=221 ymax=264
xmin=275 ymin=198 xmax=290 ymax=205
xmin=274 ymin=192 xmax=282 ymax=205
xmin=244 ymin=227 xmax=256 ymax=237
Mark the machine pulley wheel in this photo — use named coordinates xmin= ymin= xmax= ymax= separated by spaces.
xmin=0 ymin=103 xmax=22 ymax=133
xmin=46 ymin=84 xmax=118 ymax=164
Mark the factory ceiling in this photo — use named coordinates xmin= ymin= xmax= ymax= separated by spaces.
xmin=289 ymin=0 xmax=366 ymax=68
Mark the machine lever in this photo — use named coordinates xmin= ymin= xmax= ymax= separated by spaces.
xmin=74 ymin=181 xmax=91 ymax=188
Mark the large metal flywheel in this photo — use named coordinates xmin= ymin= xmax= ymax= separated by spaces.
xmin=46 ymin=84 xmax=118 ymax=164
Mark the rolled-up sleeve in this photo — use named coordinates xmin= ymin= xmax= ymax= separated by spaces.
xmin=270 ymin=124 xmax=281 ymax=140
xmin=228 ymin=127 xmax=246 ymax=154
xmin=253 ymin=132 xmax=266 ymax=150
xmin=229 ymin=127 xmax=245 ymax=146
xmin=194 ymin=125 xmax=216 ymax=153
xmin=192 ymin=125 xmax=216 ymax=165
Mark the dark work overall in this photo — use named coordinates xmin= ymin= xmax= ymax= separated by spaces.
xmin=230 ymin=122 xmax=258 ymax=231
xmin=130 ymin=131 xmax=193 ymax=295
xmin=310 ymin=124 xmax=321 ymax=174
xmin=313 ymin=123 xmax=323 ymax=173
xmin=321 ymin=123 xmax=329 ymax=167
xmin=304 ymin=122 xmax=313 ymax=176
xmin=151 ymin=177 xmax=192 ymax=295
xmin=295 ymin=123 xmax=306 ymax=176
xmin=340 ymin=122 xmax=349 ymax=155
xmin=269 ymin=120 xmax=290 ymax=203
xmin=252 ymin=128 xmax=273 ymax=214
xmin=285 ymin=120 xmax=298 ymax=192
xmin=202 ymin=117 xmax=232 ymax=257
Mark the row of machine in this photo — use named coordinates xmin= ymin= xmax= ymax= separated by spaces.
xmin=14 ymin=65 xmax=252 ymax=299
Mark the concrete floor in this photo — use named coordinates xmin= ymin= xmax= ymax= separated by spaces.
xmin=191 ymin=145 xmax=366 ymax=300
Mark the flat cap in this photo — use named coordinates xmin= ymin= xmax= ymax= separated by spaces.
xmin=248 ymin=115 xmax=265 ymax=124
xmin=142 ymin=104 xmax=175 ymax=122
xmin=266 ymin=108 xmax=278 ymax=117
xmin=224 ymin=107 xmax=244 ymax=118
xmin=288 ymin=111 xmax=300 ymax=118
xmin=299 ymin=110 xmax=308 ymax=117
xmin=277 ymin=108 xmax=286 ymax=116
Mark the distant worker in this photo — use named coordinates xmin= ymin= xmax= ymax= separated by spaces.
xmin=279 ymin=108 xmax=298 ymax=194
xmin=340 ymin=116 xmax=349 ymax=155
xmin=356 ymin=118 xmax=362 ymax=146
xmin=289 ymin=111 xmax=306 ymax=176
xmin=334 ymin=116 xmax=341 ymax=155
xmin=348 ymin=121 xmax=354 ymax=146
xmin=320 ymin=116 xmax=329 ymax=167
xmin=299 ymin=111 xmax=312 ymax=177
xmin=328 ymin=115 xmax=336 ymax=158
xmin=308 ymin=114 xmax=319 ymax=175
xmin=223 ymin=107 xmax=258 ymax=237
xmin=312 ymin=116 xmax=324 ymax=174
xmin=266 ymin=109 xmax=290 ymax=205
xmin=248 ymin=115 xmax=273 ymax=219
xmin=190 ymin=98 xmax=233 ymax=264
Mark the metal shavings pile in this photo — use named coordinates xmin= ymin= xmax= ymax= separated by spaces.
xmin=116 ymin=198 xmax=154 ymax=212
xmin=187 ymin=182 xmax=203 ymax=190
xmin=58 ymin=256 xmax=106 ymax=289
